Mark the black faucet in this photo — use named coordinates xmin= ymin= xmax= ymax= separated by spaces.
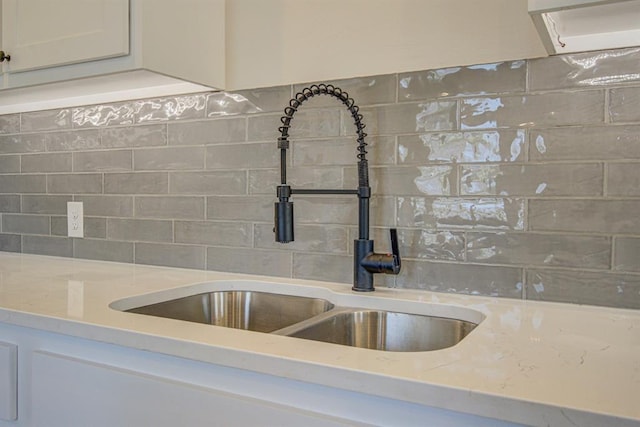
xmin=274 ymin=84 xmax=401 ymax=292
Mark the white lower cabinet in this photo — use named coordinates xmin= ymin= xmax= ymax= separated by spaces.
xmin=0 ymin=322 xmax=517 ymax=427
xmin=0 ymin=342 xmax=17 ymax=422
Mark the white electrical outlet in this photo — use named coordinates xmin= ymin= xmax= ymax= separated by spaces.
xmin=67 ymin=202 xmax=84 ymax=238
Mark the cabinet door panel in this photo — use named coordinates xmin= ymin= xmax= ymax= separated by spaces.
xmin=2 ymin=0 xmax=129 ymax=72
xmin=0 ymin=342 xmax=17 ymax=422
xmin=31 ymin=351 xmax=348 ymax=427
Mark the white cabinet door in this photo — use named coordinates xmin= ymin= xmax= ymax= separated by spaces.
xmin=2 ymin=0 xmax=129 ymax=73
xmin=31 ymin=351 xmax=348 ymax=427
xmin=0 ymin=342 xmax=17 ymax=422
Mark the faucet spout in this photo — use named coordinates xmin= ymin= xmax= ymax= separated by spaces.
xmin=274 ymin=84 xmax=401 ymax=291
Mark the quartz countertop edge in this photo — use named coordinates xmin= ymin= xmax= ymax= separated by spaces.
xmin=0 ymin=252 xmax=638 ymax=427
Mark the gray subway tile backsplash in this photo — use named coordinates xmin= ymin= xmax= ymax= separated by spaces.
xmin=20 ymin=109 xmax=72 ymax=132
xmin=2 ymin=47 xmax=639 ymax=309
xmin=461 ymin=91 xmax=605 ymax=129
xmin=529 ymin=125 xmax=640 ymax=161
xmin=74 ymin=150 xmax=133 ymax=172
xmin=0 ymin=195 xmax=21 ymax=213
xmin=21 ymin=153 xmax=73 ymax=173
xmin=609 ymin=87 xmax=640 ymax=123
xmin=0 ymin=155 xmax=20 ymax=173
xmin=0 ymin=114 xmax=20 ymax=134
xmin=0 ymin=135 xmax=42 ymax=154
xmin=528 ymin=47 xmax=640 ymax=91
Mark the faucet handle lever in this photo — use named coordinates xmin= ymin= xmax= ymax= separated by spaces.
xmin=389 ymin=228 xmax=401 ymax=274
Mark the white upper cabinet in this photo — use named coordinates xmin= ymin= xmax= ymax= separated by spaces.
xmin=2 ymin=0 xmax=129 ymax=72
xmin=0 ymin=0 xmax=225 ymax=114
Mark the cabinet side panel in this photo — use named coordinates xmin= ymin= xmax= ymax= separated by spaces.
xmin=140 ymin=0 xmax=225 ymax=89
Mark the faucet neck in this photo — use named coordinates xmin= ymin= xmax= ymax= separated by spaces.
xmin=277 ymin=84 xmax=369 ymax=189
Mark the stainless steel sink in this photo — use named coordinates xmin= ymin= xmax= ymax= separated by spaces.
xmin=118 ymin=286 xmax=480 ymax=352
xmin=281 ymin=309 xmax=478 ymax=352
xmin=126 ymin=291 xmax=334 ymax=333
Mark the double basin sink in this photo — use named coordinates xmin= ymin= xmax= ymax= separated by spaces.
xmin=117 ymin=288 xmax=481 ymax=352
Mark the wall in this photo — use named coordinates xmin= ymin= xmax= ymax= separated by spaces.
xmin=0 ymin=47 xmax=639 ymax=309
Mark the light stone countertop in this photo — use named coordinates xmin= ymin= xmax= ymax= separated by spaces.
xmin=0 ymin=252 xmax=638 ymax=426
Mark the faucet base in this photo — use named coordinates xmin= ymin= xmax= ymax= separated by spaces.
xmin=353 ymin=239 xmax=375 ymax=292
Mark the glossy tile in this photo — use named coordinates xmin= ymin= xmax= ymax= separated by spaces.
xmin=461 ymin=164 xmax=603 ymax=196
xmin=207 ymin=246 xmax=291 ymax=277
xmin=207 ymin=86 xmax=291 ymax=116
xmin=293 ymin=136 xmax=395 ymax=167
xmin=135 ymin=242 xmax=205 ymax=270
xmin=168 ymin=118 xmax=246 ymax=146
xmin=461 ymin=92 xmax=604 ymax=129
xmin=399 ymin=61 xmax=526 ymax=101
xmin=248 ymin=110 xmax=341 ymax=142
xmin=104 ymin=172 xmax=168 ymax=194
xmin=0 ymin=175 xmax=46 ymax=194
xmin=293 ymin=252 xmax=351 ymax=284
xmin=41 ymin=130 xmax=102 ymax=152
xmin=359 ymin=166 xmax=455 ymax=196
xmin=398 ymin=130 xmax=525 ymax=164
xmin=0 ymin=234 xmax=21 ymax=252
xmin=526 ymin=269 xmax=640 ymax=309
xmin=530 ymin=125 xmax=640 ymax=161
xmin=21 ymin=109 xmax=71 ymax=132
xmin=136 ymin=94 xmax=207 ymax=123
xmin=74 ymin=239 xmax=134 ymax=263
xmin=254 ymin=223 xmax=348 ymax=254
xmin=607 ymin=162 xmax=640 ymax=196
xmin=21 ymin=152 xmax=73 ymax=174
xmin=0 ymin=135 xmax=43 ymax=154
xmin=0 ymin=155 xmax=20 ymax=172
xmin=135 ymin=196 xmax=205 ymax=220
xmin=48 ymin=173 xmax=103 ymax=194
xmin=175 ymin=221 xmax=252 ymax=247
xmin=530 ymin=200 xmax=640 ymax=234
xmin=107 ymin=219 xmax=173 ymax=243
xmin=22 ymin=235 xmax=73 ymax=258
xmin=22 ymin=195 xmax=71 ymax=215
xmin=73 ymin=102 xmax=138 ymax=128
xmin=355 ymin=101 xmax=457 ymax=135
xmin=609 ymin=87 xmax=640 ymax=123
xmin=395 ymin=229 xmax=465 ymax=261
xmin=134 ymin=146 xmax=204 ymax=171
xmin=613 ymin=238 xmax=640 ymax=273
xmin=0 ymin=114 xmax=20 ymax=134
xmin=467 ymin=232 xmax=611 ymax=269
xmin=396 ymin=259 xmax=523 ymax=298
xmin=0 ymin=195 xmax=20 ymax=213
xmin=397 ymin=197 xmax=525 ymax=230
xmin=75 ymin=195 xmax=133 ymax=217
xmin=73 ymin=150 xmax=132 ymax=172
xmin=529 ymin=47 xmax=640 ymax=91
xmin=100 ymin=125 xmax=166 ymax=149
xmin=2 ymin=214 xmax=49 ymax=235
xmin=295 ymin=196 xmax=396 ymax=227
xmin=169 ymin=171 xmax=246 ymax=195
xmin=206 ymin=196 xmax=273 ymax=222
xmin=206 ymin=142 xmax=277 ymax=170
